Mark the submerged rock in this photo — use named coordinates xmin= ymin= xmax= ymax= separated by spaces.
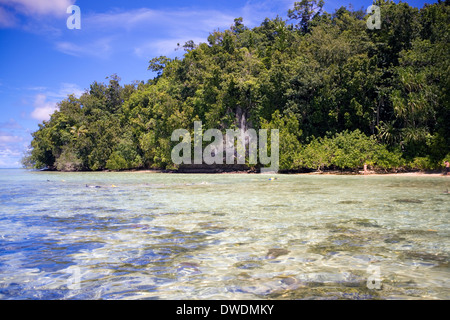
xmin=398 ymin=251 xmax=449 ymax=265
xmin=263 ymin=273 xmax=379 ymax=300
xmin=178 ymin=262 xmax=200 ymax=268
xmin=237 ymin=272 xmax=252 ymax=279
xmin=234 ymin=260 xmax=264 ymax=270
xmin=130 ymin=224 xmax=150 ymax=230
xmin=398 ymin=229 xmax=438 ymax=236
xmin=278 ymin=276 xmax=298 ymax=286
xmin=394 ymin=199 xmax=423 ymax=204
xmin=176 ymin=262 xmax=201 ymax=276
xmin=354 ymin=219 xmax=382 ymax=228
xmin=266 ymin=248 xmax=290 ymax=259
xmin=383 ymin=235 xmax=406 ymax=243
xmin=86 ymin=184 xmax=101 ymax=188
xmin=197 ymin=222 xmax=226 ymax=234
xmin=338 ymin=200 xmax=363 ymax=205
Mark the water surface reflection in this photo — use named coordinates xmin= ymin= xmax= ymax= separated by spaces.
xmin=0 ymin=170 xmax=448 ymax=299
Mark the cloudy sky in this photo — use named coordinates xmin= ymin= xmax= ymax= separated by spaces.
xmin=0 ymin=0 xmax=432 ymax=168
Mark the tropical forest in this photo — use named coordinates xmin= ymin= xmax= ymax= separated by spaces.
xmin=23 ymin=0 xmax=450 ymax=173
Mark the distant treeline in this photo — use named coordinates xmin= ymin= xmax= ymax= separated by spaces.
xmin=23 ymin=0 xmax=450 ymax=172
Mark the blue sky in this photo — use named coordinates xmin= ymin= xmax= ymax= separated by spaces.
xmin=0 ymin=0 xmax=435 ymax=168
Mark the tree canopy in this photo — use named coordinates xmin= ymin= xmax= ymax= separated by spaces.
xmin=24 ymin=0 xmax=450 ymax=172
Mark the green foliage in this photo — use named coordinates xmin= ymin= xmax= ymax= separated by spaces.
xmin=55 ymin=146 xmax=83 ymax=172
xmin=372 ymin=147 xmax=404 ymax=171
xmin=261 ymin=110 xmax=302 ymax=171
xmin=408 ymin=156 xmax=440 ymax=171
xmin=106 ymin=131 xmax=143 ymax=170
xmin=20 ymin=147 xmax=35 ymax=169
xmin=299 ymin=136 xmax=335 ymax=171
xmin=299 ymin=130 xmax=405 ymax=172
xmin=288 ymin=0 xmax=325 ymax=33
xmin=24 ymin=1 xmax=450 ymax=172
xmin=148 ymin=56 xmax=172 ymax=77
xmin=332 ymin=130 xmax=378 ymax=169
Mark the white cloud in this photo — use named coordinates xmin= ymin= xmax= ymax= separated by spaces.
xmin=0 ymin=0 xmax=75 ymax=18
xmin=30 ymin=93 xmax=58 ymax=122
xmin=27 ymin=86 xmax=48 ymax=91
xmin=0 ymin=147 xmax=22 ymax=167
xmin=0 ymin=130 xmax=25 ymax=168
xmin=55 ymin=7 xmax=237 ymax=59
xmin=0 ymin=157 xmax=20 ymax=168
xmin=0 ymin=119 xmax=22 ymax=130
xmin=28 ymin=83 xmax=83 ymax=122
xmin=58 ymin=83 xmax=84 ymax=98
xmin=84 ymin=8 xmax=158 ymax=31
xmin=0 ymin=6 xmax=17 ymax=28
xmin=0 ymin=134 xmax=23 ymax=144
xmin=242 ymin=0 xmax=292 ymax=24
xmin=53 ymin=2 xmax=293 ymax=59
xmin=44 ymin=82 xmax=84 ymax=99
xmin=134 ymin=36 xmax=207 ymax=58
xmin=0 ymin=0 xmax=75 ymax=33
xmin=83 ymin=8 xmax=235 ymax=33
xmin=55 ymin=37 xmax=113 ymax=58
xmin=55 ymin=41 xmax=84 ymax=57
xmin=30 ymin=83 xmax=83 ymax=100
xmin=0 ymin=146 xmax=22 ymax=155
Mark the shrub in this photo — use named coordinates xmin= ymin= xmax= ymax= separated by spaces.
xmin=55 ymin=147 xmax=83 ymax=172
xmin=299 ymin=136 xmax=335 ymax=171
xmin=408 ymin=156 xmax=440 ymax=171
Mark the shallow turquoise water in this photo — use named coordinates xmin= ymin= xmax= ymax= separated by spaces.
xmin=0 ymin=169 xmax=449 ymax=299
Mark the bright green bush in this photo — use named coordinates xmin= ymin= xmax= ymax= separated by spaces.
xmin=408 ymin=156 xmax=440 ymax=171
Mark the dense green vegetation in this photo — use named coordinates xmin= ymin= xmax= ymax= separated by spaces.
xmin=23 ymin=0 xmax=450 ymax=172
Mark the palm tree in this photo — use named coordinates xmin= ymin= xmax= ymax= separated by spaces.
xmin=70 ymin=124 xmax=88 ymax=140
xmin=377 ymin=120 xmax=400 ymax=145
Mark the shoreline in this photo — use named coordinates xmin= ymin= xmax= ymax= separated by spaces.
xmin=26 ymin=168 xmax=449 ymax=177
xmin=103 ymin=169 xmax=449 ymax=177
